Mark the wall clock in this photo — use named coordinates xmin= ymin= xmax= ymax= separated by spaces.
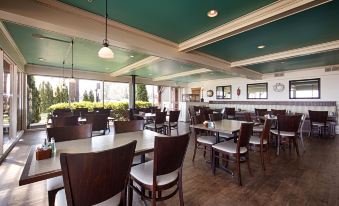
xmin=206 ymin=90 xmax=214 ymax=97
xmin=273 ymin=83 xmax=285 ymax=92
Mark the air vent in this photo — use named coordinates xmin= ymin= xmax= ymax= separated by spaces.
xmin=325 ymin=66 xmax=339 ymax=72
xmin=274 ymin=72 xmax=284 ymax=77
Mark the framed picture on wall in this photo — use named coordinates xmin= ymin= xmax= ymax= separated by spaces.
xmin=216 ymin=85 xmax=232 ymax=99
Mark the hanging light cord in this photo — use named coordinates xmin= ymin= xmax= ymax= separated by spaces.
xmin=104 ymin=0 xmax=109 ymax=46
xmin=71 ymin=39 xmax=74 ymax=79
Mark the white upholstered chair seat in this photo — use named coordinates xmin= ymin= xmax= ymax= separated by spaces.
xmin=197 ymin=135 xmax=217 ymax=145
xmin=212 ymin=142 xmax=247 ymax=154
xmin=312 ymin=122 xmax=326 ymax=127
xmin=145 ymin=124 xmax=164 ymax=129
xmin=270 ymin=129 xmax=296 ymax=137
xmin=47 ymin=176 xmax=64 ymax=191
xmin=55 ymin=189 xmax=121 ymax=206
xmin=130 ymin=160 xmax=178 ymax=186
xmin=249 ymin=136 xmax=267 ymax=145
xmin=253 ymin=126 xmax=264 ymax=133
xmin=219 ymin=132 xmax=234 ymax=139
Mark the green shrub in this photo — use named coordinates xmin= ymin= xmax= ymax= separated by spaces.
xmin=48 ymin=101 xmax=152 ymax=120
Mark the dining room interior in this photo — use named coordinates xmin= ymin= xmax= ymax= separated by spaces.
xmin=0 ymin=0 xmax=339 ymax=205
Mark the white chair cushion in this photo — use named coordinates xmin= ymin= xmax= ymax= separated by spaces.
xmin=312 ymin=122 xmax=325 ymax=127
xmin=219 ymin=133 xmax=234 ymax=139
xmin=197 ymin=136 xmax=217 ymax=145
xmin=55 ymin=189 xmax=121 ymax=206
xmin=145 ymin=124 xmax=164 ymax=129
xmin=47 ymin=176 xmax=64 ymax=191
xmin=270 ymin=129 xmax=296 ymax=137
xmin=130 ymin=160 xmax=178 ymax=186
xmin=249 ymin=136 xmax=267 ymax=145
xmin=212 ymin=142 xmax=247 ymax=154
xmin=253 ymin=126 xmax=263 ymax=133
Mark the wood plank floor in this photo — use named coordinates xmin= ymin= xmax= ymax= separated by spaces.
xmin=0 ymin=124 xmax=338 ymax=206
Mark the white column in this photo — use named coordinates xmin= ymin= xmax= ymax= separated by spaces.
xmin=0 ymin=50 xmax=4 ymax=155
xmin=9 ymin=65 xmax=18 ymax=138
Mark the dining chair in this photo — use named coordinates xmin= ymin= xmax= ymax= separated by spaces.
xmin=271 ymin=109 xmax=286 ymax=116
xmin=84 ymin=113 xmax=109 ymax=135
xmin=191 ymin=115 xmax=217 ymax=163
xmin=308 ymin=110 xmax=328 ymax=137
xmin=51 ymin=116 xmax=79 ymax=127
xmin=270 ymin=115 xmax=302 ymax=156
xmin=249 ymin=119 xmax=272 ymax=170
xmin=212 ymin=122 xmax=254 ymax=186
xmin=52 ymin=108 xmax=72 ymax=116
xmin=73 ymin=108 xmax=88 ymax=117
xmin=225 ymin=107 xmax=236 ymax=120
xmin=208 ymin=113 xmax=222 ymax=121
xmin=144 ymin=112 xmax=166 ymax=133
xmin=164 ymin=110 xmax=180 ymax=135
xmin=200 ymin=108 xmax=213 ymax=121
xmin=46 ymin=124 xmax=93 ymax=206
xmin=255 ymin=108 xmax=268 ymax=124
xmin=128 ymin=134 xmax=190 ymax=206
xmin=55 ymin=141 xmax=137 ymax=206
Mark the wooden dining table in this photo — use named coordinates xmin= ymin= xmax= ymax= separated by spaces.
xmin=19 ymin=130 xmax=163 ymax=186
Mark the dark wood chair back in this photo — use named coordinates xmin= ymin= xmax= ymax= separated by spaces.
xmin=84 ymin=114 xmax=109 ymax=131
xmin=308 ymin=110 xmax=328 ymax=124
xmin=139 ymin=107 xmax=151 ymax=113
xmin=255 ymin=108 xmax=268 ymax=117
xmin=60 ymin=141 xmax=136 ymax=206
xmin=209 ymin=113 xmax=222 ymax=121
xmin=237 ymin=123 xmax=254 ymax=148
xmin=261 ymin=119 xmax=272 ymax=141
xmin=200 ymin=108 xmax=213 ymax=121
xmin=169 ymin=110 xmax=180 ymax=123
xmin=149 ymin=106 xmax=158 ymax=113
xmin=225 ymin=107 xmax=235 ymax=117
xmin=191 ymin=115 xmax=204 ymax=125
xmin=95 ymin=108 xmax=111 ymax=116
xmin=193 ymin=106 xmax=201 ymax=112
xmin=154 ymin=134 xmax=190 ymax=177
xmin=51 ymin=116 xmax=79 ymax=127
xmin=277 ymin=115 xmax=302 ymax=133
xmin=47 ymin=124 xmax=92 ymax=142
xmin=243 ymin=112 xmax=252 ymax=122
xmin=271 ymin=109 xmax=286 ymax=116
xmin=73 ymin=108 xmax=88 ymax=117
xmin=162 ymin=107 xmax=167 ymax=112
xmin=52 ymin=108 xmax=72 ymax=116
xmin=155 ymin=112 xmax=167 ymax=124
xmin=114 ymin=120 xmax=144 ymax=134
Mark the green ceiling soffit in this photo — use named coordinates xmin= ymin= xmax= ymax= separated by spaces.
xmin=199 ymin=1 xmax=339 ymax=62
xmin=248 ymin=49 xmax=339 ymax=74
xmin=3 ymin=21 xmax=148 ymax=73
xmin=59 ymin=0 xmax=275 ymax=43
xmin=172 ymin=71 xmax=237 ymax=83
xmin=126 ymin=59 xmax=199 ymax=78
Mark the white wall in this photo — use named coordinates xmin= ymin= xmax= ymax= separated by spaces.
xmin=186 ymin=67 xmax=339 ymax=102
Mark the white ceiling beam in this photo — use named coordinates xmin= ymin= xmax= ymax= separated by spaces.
xmin=0 ymin=0 xmax=262 ymax=80
xmin=179 ymin=0 xmax=332 ymax=52
xmin=110 ymin=56 xmax=161 ymax=77
xmin=231 ymin=40 xmax=339 ymax=67
xmin=153 ymin=68 xmax=211 ymax=81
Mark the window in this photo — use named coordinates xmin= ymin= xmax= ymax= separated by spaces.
xmin=104 ymin=82 xmax=129 ymax=103
xmin=247 ymin=83 xmax=268 ymax=99
xmin=289 ymin=78 xmax=320 ymax=99
xmin=216 ymin=86 xmax=231 ymax=99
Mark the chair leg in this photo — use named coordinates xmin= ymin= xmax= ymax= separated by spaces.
xmin=299 ymin=132 xmax=305 ymax=152
xmin=236 ymin=155 xmax=242 ymax=186
xmin=260 ymin=144 xmax=265 ymax=171
xmin=178 ymin=176 xmax=184 ymax=206
xmin=151 ymin=188 xmax=157 ymax=206
xmin=203 ymin=146 xmax=206 ymax=158
xmin=128 ymin=180 xmax=133 ymax=206
xmin=294 ymin=137 xmax=300 ymax=156
xmin=177 ymin=126 xmax=179 ymax=135
xmin=212 ymin=150 xmax=216 ymax=175
xmin=289 ymin=138 xmax=292 ymax=155
xmin=48 ymin=189 xmax=58 ymax=206
xmin=192 ymin=142 xmax=197 ymax=162
xmin=277 ymin=135 xmax=280 ymax=156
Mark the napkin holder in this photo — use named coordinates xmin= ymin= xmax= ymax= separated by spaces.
xmin=36 ymin=148 xmax=52 ymax=160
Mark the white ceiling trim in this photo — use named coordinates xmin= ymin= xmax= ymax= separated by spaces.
xmin=231 ymin=40 xmax=339 ymax=67
xmin=153 ymin=68 xmax=211 ymax=81
xmin=110 ymin=56 xmax=161 ymax=77
xmin=178 ymin=0 xmax=332 ymax=52
xmin=0 ymin=0 xmax=262 ymax=80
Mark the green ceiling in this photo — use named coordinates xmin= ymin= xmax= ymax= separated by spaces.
xmin=199 ymin=1 xmax=339 ymax=62
xmin=3 ymin=21 xmax=148 ymax=73
xmin=248 ymin=49 xmax=339 ymax=74
xmin=127 ymin=60 xmax=198 ymax=78
xmin=59 ymin=0 xmax=275 ymax=43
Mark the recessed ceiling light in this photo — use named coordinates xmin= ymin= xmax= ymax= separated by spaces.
xmin=257 ymin=45 xmax=266 ymax=49
xmin=281 ymin=61 xmax=285 ymax=64
xmin=207 ymin=9 xmax=218 ymax=18
xmin=130 ymin=55 xmax=134 ymax=58
xmin=38 ymin=58 xmax=45 ymax=61
xmin=148 ymin=73 xmax=153 ymax=76
xmin=105 ymin=68 xmax=110 ymax=70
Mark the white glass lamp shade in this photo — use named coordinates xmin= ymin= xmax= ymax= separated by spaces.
xmin=98 ymin=46 xmax=114 ymax=59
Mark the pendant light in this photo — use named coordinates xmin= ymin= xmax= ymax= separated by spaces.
xmin=62 ymin=60 xmax=67 ymax=89
xmin=70 ymin=40 xmax=76 ymax=83
xmin=98 ymin=0 xmax=114 ymax=59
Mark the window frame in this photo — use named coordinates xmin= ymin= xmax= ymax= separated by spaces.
xmin=289 ymin=78 xmax=321 ymax=99
xmin=246 ymin=83 xmax=268 ymax=99
xmin=216 ymin=85 xmax=232 ymax=99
